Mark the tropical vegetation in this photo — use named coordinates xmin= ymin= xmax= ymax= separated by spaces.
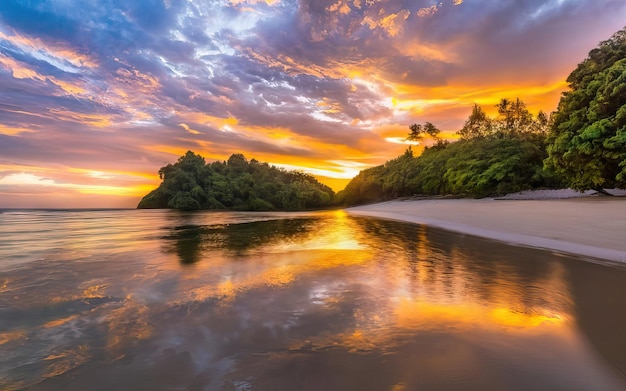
xmin=337 ymin=26 xmax=626 ymax=206
xmin=336 ymin=99 xmax=560 ymax=205
xmin=137 ymin=152 xmax=334 ymax=211
xmin=545 ymin=27 xmax=626 ymax=192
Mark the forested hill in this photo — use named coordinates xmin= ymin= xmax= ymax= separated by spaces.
xmin=137 ymin=152 xmax=334 ymax=211
xmin=335 ymin=103 xmax=563 ymax=206
xmin=337 ymin=26 xmax=626 ymax=206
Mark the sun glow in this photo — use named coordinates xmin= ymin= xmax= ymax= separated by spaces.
xmin=1 ymin=0 xmax=622 ymax=207
xmin=0 ymin=172 xmax=157 ymax=201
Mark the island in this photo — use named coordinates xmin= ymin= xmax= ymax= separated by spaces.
xmin=137 ymin=152 xmax=334 ymax=211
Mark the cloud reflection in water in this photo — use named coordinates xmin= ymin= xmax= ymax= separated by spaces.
xmin=0 ymin=210 xmax=625 ymax=390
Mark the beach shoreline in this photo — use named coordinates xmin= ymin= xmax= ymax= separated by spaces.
xmin=346 ymin=195 xmax=626 ymax=265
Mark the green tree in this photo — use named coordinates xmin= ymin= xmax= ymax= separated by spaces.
xmin=495 ymin=98 xmax=533 ymax=136
xmin=407 ymin=122 xmax=440 ymax=143
xmin=459 ymin=100 xmax=552 ymax=141
xmin=138 ymin=151 xmax=335 ymax=210
xmin=532 ymin=110 xmax=550 ymax=134
xmin=458 ymin=104 xmax=492 ymax=140
xmin=545 ymin=27 xmax=626 ymax=192
xmin=338 ymin=101 xmax=563 ymax=206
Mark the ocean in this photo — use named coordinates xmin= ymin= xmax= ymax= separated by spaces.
xmin=1 ymin=209 xmax=625 ymax=390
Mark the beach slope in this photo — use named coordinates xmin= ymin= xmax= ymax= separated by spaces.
xmin=347 ymin=197 xmax=626 ymax=264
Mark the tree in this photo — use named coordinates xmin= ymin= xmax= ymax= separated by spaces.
xmin=531 ymin=110 xmax=550 ymax=134
xmin=138 ymin=151 xmax=335 ymax=210
xmin=458 ymin=100 xmax=548 ymax=140
xmin=407 ymin=123 xmax=424 ymax=141
xmin=424 ymin=122 xmax=440 ymax=139
xmin=407 ymin=122 xmax=440 ymax=142
xmin=494 ymin=98 xmax=533 ymax=136
xmin=545 ymin=27 xmax=626 ymax=192
xmin=337 ymin=124 xmax=560 ymax=205
xmin=458 ymin=104 xmax=492 ymax=140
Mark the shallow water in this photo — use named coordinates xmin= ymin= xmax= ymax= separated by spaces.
xmin=1 ymin=209 xmax=625 ymax=390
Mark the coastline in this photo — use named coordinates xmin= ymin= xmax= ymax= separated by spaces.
xmin=346 ymin=196 xmax=626 ymax=265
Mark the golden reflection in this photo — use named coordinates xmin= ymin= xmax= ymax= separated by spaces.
xmin=169 ymin=214 xmax=573 ymax=340
xmin=259 ymin=265 xmax=296 ymax=286
xmin=0 ymin=330 xmax=26 ymax=346
xmin=394 ymin=298 xmax=565 ymax=331
xmin=216 ymin=279 xmax=237 ymax=298
xmin=43 ymin=314 xmax=80 ymax=329
xmin=42 ymin=345 xmax=91 ymax=379
xmin=490 ymin=308 xmax=563 ymax=328
xmin=415 ymin=225 xmax=431 ymax=286
xmin=104 ymin=296 xmax=153 ymax=356
xmin=181 ymin=249 xmax=373 ymax=306
xmin=82 ymin=284 xmax=108 ymax=298
xmin=278 ymin=217 xmax=575 ymax=355
xmin=295 ymin=292 xmax=569 ymax=354
xmin=1 ymin=211 xmax=607 ymax=390
xmin=273 ymin=211 xmax=366 ymax=252
xmin=48 ymin=282 xmax=109 ymax=304
xmin=390 ymin=383 xmax=407 ymax=391
xmin=44 ymin=213 xmax=577 ymax=373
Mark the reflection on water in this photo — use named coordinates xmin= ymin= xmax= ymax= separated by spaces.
xmin=1 ymin=209 xmax=626 ymax=390
xmin=162 ymin=218 xmax=319 ymax=264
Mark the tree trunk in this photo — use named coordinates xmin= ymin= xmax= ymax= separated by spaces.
xmin=593 ymin=187 xmax=614 ymax=196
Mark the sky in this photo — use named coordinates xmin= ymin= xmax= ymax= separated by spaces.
xmin=0 ymin=0 xmax=625 ymax=208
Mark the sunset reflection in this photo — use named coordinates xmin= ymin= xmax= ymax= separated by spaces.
xmin=1 ymin=211 xmax=625 ymax=390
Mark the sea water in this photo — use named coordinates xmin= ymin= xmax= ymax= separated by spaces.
xmin=1 ymin=209 xmax=625 ymax=390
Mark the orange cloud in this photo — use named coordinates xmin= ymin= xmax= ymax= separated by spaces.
xmin=47 ymin=109 xmax=115 ymax=128
xmin=179 ymin=123 xmax=201 ymax=135
xmin=328 ymin=1 xmax=352 ymax=15
xmin=0 ymin=125 xmax=35 ymax=136
xmin=417 ymin=5 xmax=439 ymax=17
xmin=0 ymin=30 xmax=98 ymax=69
xmin=178 ymin=112 xmax=239 ymax=128
xmin=114 ymin=68 xmax=160 ymax=92
xmin=0 ymin=52 xmax=88 ymax=97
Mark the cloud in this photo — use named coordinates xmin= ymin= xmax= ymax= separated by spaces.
xmin=0 ymin=171 xmax=152 ymax=198
xmin=0 ymin=173 xmax=56 ymax=186
xmin=0 ymin=0 xmax=625 ymax=206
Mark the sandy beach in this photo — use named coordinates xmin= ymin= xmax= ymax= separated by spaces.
xmin=347 ymin=197 xmax=626 ymax=264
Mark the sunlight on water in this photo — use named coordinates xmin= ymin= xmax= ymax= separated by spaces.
xmin=1 ymin=209 xmax=626 ymax=390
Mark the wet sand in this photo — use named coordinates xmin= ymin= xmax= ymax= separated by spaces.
xmin=347 ymin=197 xmax=626 ymax=264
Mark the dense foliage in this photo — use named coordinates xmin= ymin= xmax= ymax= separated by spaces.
xmin=545 ymin=27 xmax=626 ymax=191
xmin=336 ymin=99 xmax=561 ymax=205
xmin=138 ymin=152 xmax=334 ymax=211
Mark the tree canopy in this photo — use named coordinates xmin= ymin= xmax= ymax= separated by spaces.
xmin=458 ymin=99 xmax=549 ymax=140
xmin=336 ymin=99 xmax=562 ymax=205
xmin=407 ymin=122 xmax=441 ymax=142
xmin=138 ymin=151 xmax=335 ymax=211
xmin=545 ymin=27 xmax=626 ymax=191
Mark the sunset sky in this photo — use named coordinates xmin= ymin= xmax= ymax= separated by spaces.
xmin=1 ymin=0 xmax=625 ymax=208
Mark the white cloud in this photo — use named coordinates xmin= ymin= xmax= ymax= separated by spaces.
xmin=0 ymin=173 xmax=56 ymax=186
